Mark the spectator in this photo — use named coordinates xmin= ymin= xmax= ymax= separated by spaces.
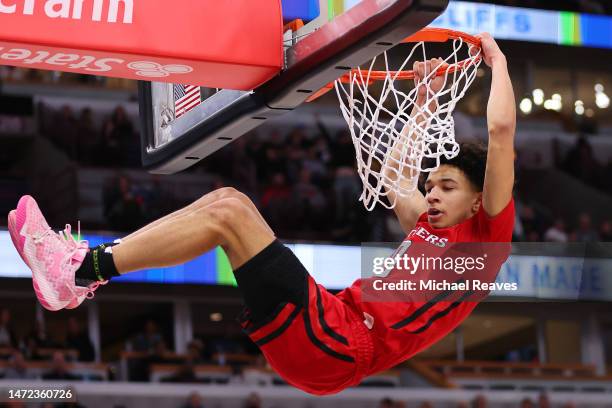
xmin=0 ymin=308 xmax=16 ymax=348
xmin=98 ymin=106 xmax=136 ymax=166
xmin=261 ymin=173 xmax=292 ymax=233
xmin=23 ymin=337 xmax=45 ymax=361
xmin=65 ymin=317 xmax=95 ymax=362
xmin=50 ymin=105 xmax=78 ymax=158
xmin=132 ymin=320 xmax=163 ymax=353
xmin=574 ymin=213 xmax=599 ymax=242
xmin=103 ymin=174 xmax=146 ymax=232
xmin=76 ymin=107 xmax=99 ymax=163
xmin=472 ymin=394 xmax=487 ymax=408
xmin=538 ymin=393 xmax=551 ymax=408
xmin=42 ymin=351 xmax=80 ymax=380
xmin=243 ymin=393 xmax=262 ymax=408
xmin=141 ymin=175 xmax=177 ymax=223
xmin=261 ymin=173 xmax=291 ymax=208
xmin=24 ymin=320 xmax=54 ymax=350
xmin=147 ymin=340 xmax=172 ymax=366
xmin=161 ymin=358 xmax=199 ymax=383
xmin=3 ymin=351 xmax=34 ymax=380
xmin=518 ymin=204 xmax=543 ymax=241
xmin=379 ymin=398 xmax=394 ymax=408
xmin=302 ymin=142 xmax=328 ymax=180
xmin=599 ymin=220 xmax=612 ymax=241
xmin=258 ymin=135 xmax=287 ymax=181
xmin=293 ymin=168 xmax=327 ymax=229
xmin=181 ymin=392 xmax=205 ymax=408
xmin=521 ymin=398 xmax=535 ymax=408
xmin=544 ymin=219 xmax=568 ymax=242
xmin=186 ymin=339 xmax=211 ymax=364
xmin=562 ymin=136 xmax=603 ymax=189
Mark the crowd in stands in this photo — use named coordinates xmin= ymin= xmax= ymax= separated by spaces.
xmin=0 ymin=308 xmax=96 ymax=372
xmin=38 ymin=104 xmax=140 ymax=168
xmin=24 ymin=100 xmax=612 ymax=243
xmin=0 ymin=304 xmax=594 ymax=408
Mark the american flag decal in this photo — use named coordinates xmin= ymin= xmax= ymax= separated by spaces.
xmin=174 ymin=84 xmax=202 ymax=118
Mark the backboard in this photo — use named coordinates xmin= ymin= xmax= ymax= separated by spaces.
xmin=138 ymin=0 xmax=449 ymax=174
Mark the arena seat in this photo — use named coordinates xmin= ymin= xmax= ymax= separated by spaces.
xmin=0 ymin=361 xmax=109 ymax=381
xmin=211 ymin=353 xmax=256 ymax=367
xmin=358 ymin=370 xmax=401 ymax=387
xmin=417 ymin=360 xmax=612 ymax=393
xmin=150 ymin=364 xmax=232 ymax=383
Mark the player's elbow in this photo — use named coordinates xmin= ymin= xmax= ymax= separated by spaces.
xmin=487 ymin=121 xmax=515 ymax=141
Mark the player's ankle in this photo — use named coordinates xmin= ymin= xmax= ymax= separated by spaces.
xmin=75 ymin=242 xmax=121 ymax=286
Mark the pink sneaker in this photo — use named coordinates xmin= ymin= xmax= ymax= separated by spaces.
xmin=12 ymin=195 xmax=106 ymax=311
xmin=10 ymin=210 xmax=84 ymax=310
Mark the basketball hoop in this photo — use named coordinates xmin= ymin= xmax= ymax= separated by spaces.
xmin=328 ymin=28 xmax=483 ymax=211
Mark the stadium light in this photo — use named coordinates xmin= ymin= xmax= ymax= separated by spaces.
xmin=575 ymin=100 xmax=585 ymax=115
xmin=210 ymin=312 xmax=223 ymax=322
xmin=520 ymin=97 xmax=533 ymax=114
xmin=595 ymin=84 xmax=610 ymax=109
xmin=595 ymin=93 xmax=609 ymax=109
xmin=532 ymin=88 xmax=544 ymax=105
xmin=544 ymin=98 xmax=562 ymax=111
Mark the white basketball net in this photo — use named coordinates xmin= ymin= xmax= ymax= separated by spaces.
xmin=335 ymin=36 xmax=482 ymax=211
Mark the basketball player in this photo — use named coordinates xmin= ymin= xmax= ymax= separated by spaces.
xmin=8 ymin=33 xmax=515 ymax=395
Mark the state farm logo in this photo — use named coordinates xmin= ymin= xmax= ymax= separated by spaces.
xmin=127 ymin=61 xmax=192 ymax=78
xmin=0 ymin=47 xmax=193 ymax=79
xmin=0 ymin=0 xmax=134 ymax=24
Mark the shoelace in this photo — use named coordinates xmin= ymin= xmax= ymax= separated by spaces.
xmin=85 ymin=280 xmax=108 ymax=299
xmin=58 ymin=223 xmax=108 ymax=300
xmin=31 ymin=219 xmax=109 ymax=303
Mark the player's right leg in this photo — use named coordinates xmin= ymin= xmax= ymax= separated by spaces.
xmin=118 ymin=187 xmax=273 ymax=243
xmin=8 ymin=188 xmax=275 ymax=311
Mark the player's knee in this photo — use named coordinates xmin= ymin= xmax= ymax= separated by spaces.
xmin=216 ymin=186 xmax=240 ymax=198
xmin=212 ymin=187 xmax=254 ymax=206
xmin=192 ymin=187 xmax=240 ymax=211
xmin=207 ymin=197 xmax=250 ymax=230
xmin=220 ymin=187 xmax=253 ymax=205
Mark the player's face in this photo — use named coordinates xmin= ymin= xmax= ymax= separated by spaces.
xmin=424 ymin=165 xmax=482 ymax=228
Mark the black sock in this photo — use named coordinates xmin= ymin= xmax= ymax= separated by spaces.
xmin=75 ymin=242 xmax=121 ymax=287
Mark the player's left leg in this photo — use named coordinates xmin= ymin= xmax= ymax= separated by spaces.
xmin=9 ymin=188 xmax=276 ymax=311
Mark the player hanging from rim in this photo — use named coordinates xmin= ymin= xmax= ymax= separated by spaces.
xmin=8 ymin=33 xmax=515 ymax=395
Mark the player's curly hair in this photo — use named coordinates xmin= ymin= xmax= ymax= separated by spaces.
xmin=425 ymin=142 xmax=488 ymax=192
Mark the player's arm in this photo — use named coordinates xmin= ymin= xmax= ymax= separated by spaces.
xmin=385 ymin=59 xmax=443 ymax=233
xmin=480 ymin=33 xmax=516 ymax=217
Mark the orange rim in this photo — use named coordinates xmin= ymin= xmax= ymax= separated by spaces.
xmin=402 ymin=27 xmax=481 ymax=47
xmin=306 ymin=28 xmax=482 ymax=102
